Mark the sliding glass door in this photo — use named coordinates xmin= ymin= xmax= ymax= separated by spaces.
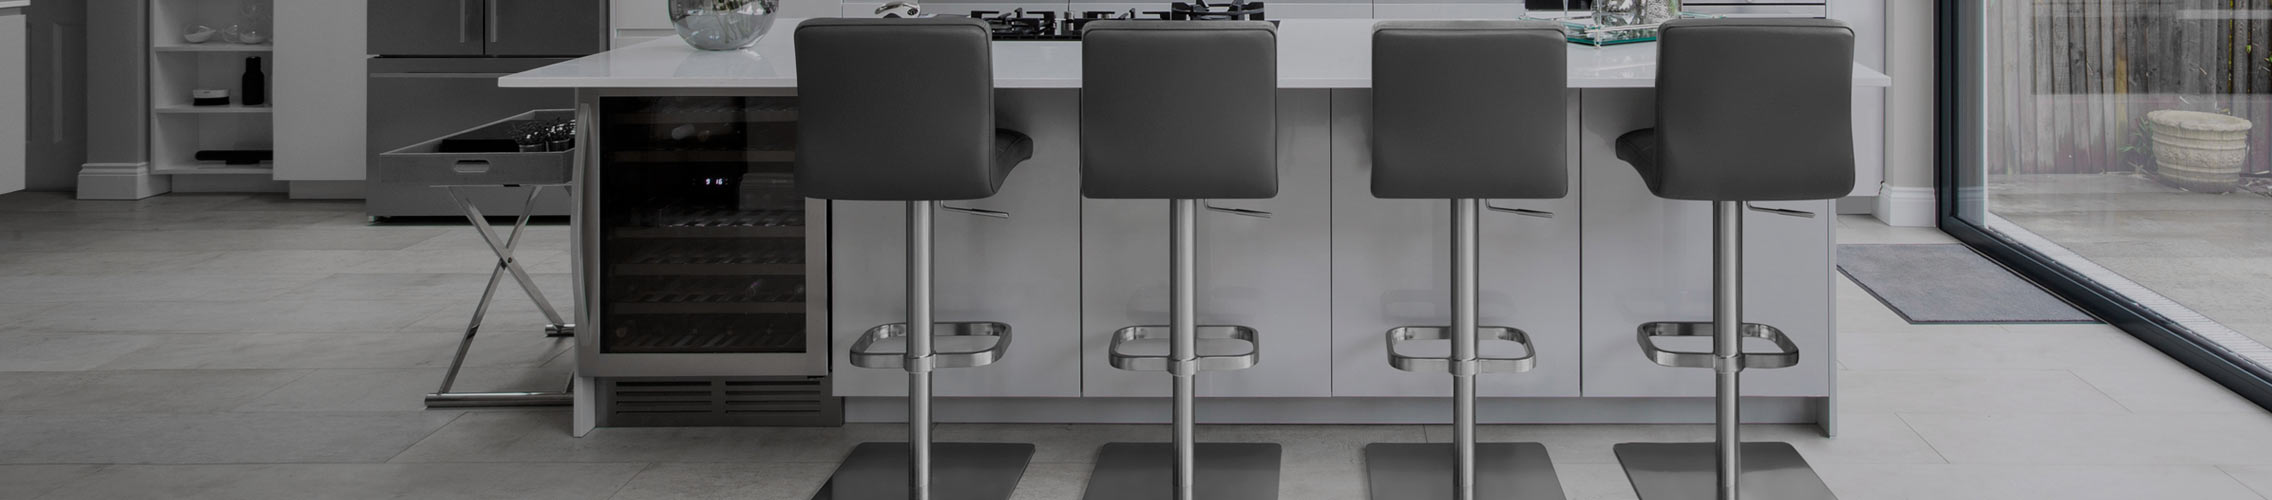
xmin=1938 ymin=0 xmax=2272 ymax=407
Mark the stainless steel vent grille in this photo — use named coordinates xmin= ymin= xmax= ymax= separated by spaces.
xmin=600 ymin=377 xmax=842 ymax=427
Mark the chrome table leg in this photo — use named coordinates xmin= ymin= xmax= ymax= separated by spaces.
xmin=426 ymin=185 xmax=572 ymax=408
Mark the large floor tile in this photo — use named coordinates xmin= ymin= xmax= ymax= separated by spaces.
xmin=0 ymin=370 xmax=307 ymax=414
xmin=605 ymin=462 xmax=837 ymax=500
xmin=285 ymin=273 xmax=572 ymax=303
xmin=1422 ymin=413 xmax=1944 ymax=466
xmin=1007 ymin=463 xmax=1093 ymax=500
xmin=1837 ymin=370 xmax=2128 ymax=414
xmin=0 ymin=192 xmax=251 ymax=213
xmin=76 ymin=228 xmax=450 ymax=252
xmin=1902 ymin=412 xmax=2272 ymax=465
xmin=0 ymin=465 xmax=105 ymax=500
xmin=1276 ymin=458 xmax=1367 ymax=500
xmin=17 ymin=300 xmax=447 ymax=334
xmin=2221 ymin=465 xmax=2272 ymax=498
xmin=930 ymin=424 xmax=1158 ymax=464
xmin=0 ymin=412 xmax=460 ymax=464
xmin=0 ymin=251 xmax=221 ymax=276
xmin=86 ymin=331 xmax=556 ymax=371
xmin=1554 ymin=463 xmax=1639 ymax=500
xmin=0 ymin=274 xmax=326 ymax=304
xmin=389 ymin=411 xmax=892 ymax=463
xmin=1194 ymin=424 xmax=1428 ymax=466
xmin=1818 ymin=463 xmax=2264 ymax=500
xmin=236 ymin=366 xmax=572 ymax=412
xmin=36 ymin=463 xmax=643 ymax=500
xmin=2071 ymin=363 xmax=2269 ymax=414
xmin=1837 ymin=325 xmax=2174 ymax=372
xmin=0 ymin=333 xmax=156 ymax=372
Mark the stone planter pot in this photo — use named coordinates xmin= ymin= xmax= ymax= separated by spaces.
xmin=2147 ymin=109 xmax=2254 ymax=193
xmin=670 ymin=0 xmax=781 ymax=51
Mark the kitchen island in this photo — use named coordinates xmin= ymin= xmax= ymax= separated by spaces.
xmin=502 ymin=18 xmax=1892 ymax=436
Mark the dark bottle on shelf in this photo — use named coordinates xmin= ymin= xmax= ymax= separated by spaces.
xmin=241 ymin=57 xmax=267 ymax=107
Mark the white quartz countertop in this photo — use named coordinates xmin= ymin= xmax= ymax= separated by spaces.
xmin=0 ymin=1 xmax=31 ymax=10
xmin=502 ymin=18 xmax=1893 ymax=90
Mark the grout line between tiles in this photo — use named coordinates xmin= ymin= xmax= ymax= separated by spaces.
xmin=599 ymin=462 xmax=659 ymax=500
xmin=383 ymin=410 xmax=472 ymax=465
xmin=1890 ymin=413 xmax=1952 ymax=465
xmin=2217 ymin=465 xmax=2272 ymax=500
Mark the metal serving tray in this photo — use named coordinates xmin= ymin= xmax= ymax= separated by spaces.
xmin=378 ymin=109 xmax=575 ymax=187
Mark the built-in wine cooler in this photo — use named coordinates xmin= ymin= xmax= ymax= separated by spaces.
xmin=575 ymin=94 xmax=837 ymax=426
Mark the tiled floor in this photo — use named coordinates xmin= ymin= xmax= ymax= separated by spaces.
xmin=0 ymin=191 xmax=2268 ymax=499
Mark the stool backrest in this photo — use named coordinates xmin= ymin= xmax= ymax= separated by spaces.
xmin=1370 ymin=20 xmax=1568 ymax=200
xmin=1655 ymin=18 xmax=1856 ymax=201
xmin=1079 ymin=21 xmax=1279 ymax=200
xmin=794 ymin=18 xmax=1002 ymax=201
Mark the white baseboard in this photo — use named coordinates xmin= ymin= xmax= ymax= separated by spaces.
xmin=76 ymin=162 xmax=168 ymax=200
xmin=1874 ymin=183 xmax=1935 ymax=227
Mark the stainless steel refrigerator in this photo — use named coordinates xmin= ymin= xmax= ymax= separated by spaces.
xmin=366 ymin=0 xmax=607 ymax=218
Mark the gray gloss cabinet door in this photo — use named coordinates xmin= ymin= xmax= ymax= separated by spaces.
xmin=1328 ymin=90 xmax=1583 ymax=398
xmin=487 ymin=0 xmax=608 ymax=56
xmin=368 ymin=0 xmax=485 ymax=56
xmin=1577 ymin=88 xmax=1834 ymax=398
xmin=1080 ymin=90 xmax=1335 ymax=398
xmin=829 ymin=91 xmax=1084 ymax=398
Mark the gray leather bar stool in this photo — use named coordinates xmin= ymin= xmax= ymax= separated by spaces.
xmin=1362 ymin=20 xmax=1570 ymax=500
xmin=795 ymin=18 xmax=1035 ymax=500
xmin=1609 ymin=18 xmax=1856 ymax=500
xmin=1075 ymin=20 xmax=1283 ymax=500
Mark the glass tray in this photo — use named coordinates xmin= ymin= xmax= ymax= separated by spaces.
xmin=1522 ymin=12 xmax=1721 ymax=46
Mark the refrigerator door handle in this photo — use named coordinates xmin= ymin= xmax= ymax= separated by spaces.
xmin=459 ymin=0 xmax=475 ymax=44
xmin=488 ymin=0 xmax=501 ymax=43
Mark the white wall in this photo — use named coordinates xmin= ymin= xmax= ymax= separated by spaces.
xmin=1880 ymin=0 xmax=1934 ymax=227
xmin=1830 ymin=0 xmax=1887 ymax=205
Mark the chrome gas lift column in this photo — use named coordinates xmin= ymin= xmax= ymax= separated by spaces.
xmin=1086 ymin=200 xmax=1280 ymax=500
xmin=816 ymin=201 xmax=1032 ymax=500
xmin=798 ymin=18 xmax=1038 ymax=500
xmin=1609 ymin=18 xmax=1854 ymax=500
xmin=1077 ymin=20 xmax=1285 ymax=500
xmin=1612 ymin=202 xmax=1829 ymax=500
xmin=1363 ymin=202 xmax=1564 ymax=500
xmin=1360 ymin=21 xmax=1571 ymax=500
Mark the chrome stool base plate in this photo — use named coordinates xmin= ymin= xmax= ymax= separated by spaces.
xmin=813 ymin=442 xmax=1034 ymax=500
xmin=1081 ymin=442 xmax=1281 ymax=500
xmin=1363 ymin=442 xmax=1566 ymax=500
xmin=1613 ymin=442 xmax=1835 ymax=500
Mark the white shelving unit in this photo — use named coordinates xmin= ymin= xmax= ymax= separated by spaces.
xmin=148 ymin=0 xmax=275 ymax=176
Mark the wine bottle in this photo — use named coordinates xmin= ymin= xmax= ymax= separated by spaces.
xmin=241 ymin=56 xmax=266 ymax=107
